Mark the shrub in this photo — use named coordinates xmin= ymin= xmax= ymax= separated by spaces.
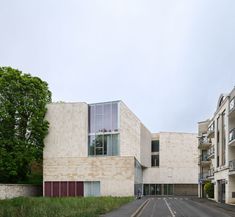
xmin=204 ymin=181 xmax=214 ymax=198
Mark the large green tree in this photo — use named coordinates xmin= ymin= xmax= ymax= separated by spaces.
xmin=0 ymin=67 xmax=51 ymax=183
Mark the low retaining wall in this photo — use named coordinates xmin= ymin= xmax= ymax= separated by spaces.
xmin=0 ymin=184 xmax=42 ymax=200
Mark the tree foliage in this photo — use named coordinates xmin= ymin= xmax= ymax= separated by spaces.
xmin=204 ymin=181 xmax=214 ymax=198
xmin=0 ymin=67 xmax=51 ymax=183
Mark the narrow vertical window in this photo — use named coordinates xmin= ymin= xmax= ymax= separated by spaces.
xmin=151 ymin=140 xmax=160 ymax=167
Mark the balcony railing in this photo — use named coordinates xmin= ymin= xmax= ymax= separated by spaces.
xmin=207 ymin=122 xmax=215 ymax=138
xmin=229 ymin=160 xmax=235 ymax=172
xmin=208 ymin=168 xmax=214 ymax=177
xmin=199 ymin=136 xmax=211 ymax=147
xmin=230 ymin=97 xmax=235 ymax=112
xmin=229 ymin=97 xmax=235 ymax=119
xmin=198 ymin=172 xmax=209 ymax=181
xmin=207 ymin=146 xmax=215 ymax=159
xmin=201 ymin=154 xmax=208 ymax=161
xmin=198 ymin=154 xmax=210 ymax=164
xmin=229 ymin=128 xmax=235 ymax=143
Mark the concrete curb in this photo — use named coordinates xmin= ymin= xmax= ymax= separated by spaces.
xmin=130 ymin=199 xmax=151 ymax=217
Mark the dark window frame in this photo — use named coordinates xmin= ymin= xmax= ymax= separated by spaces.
xmin=151 ymin=154 xmax=159 ymax=167
xmin=151 ymin=140 xmax=159 ymax=152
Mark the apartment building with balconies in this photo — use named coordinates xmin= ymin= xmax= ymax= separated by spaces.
xmin=43 ymin=100 xmax=198 ymax=197
xmin=198 ymin=86 xmax=235 ymax=204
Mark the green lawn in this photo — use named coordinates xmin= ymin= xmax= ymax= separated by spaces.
xmin=0 ymin=196 xmax=133 ymax=217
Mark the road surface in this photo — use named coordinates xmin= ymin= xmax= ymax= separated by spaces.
xmin=138 ymin=197 xmax=232 ymax=217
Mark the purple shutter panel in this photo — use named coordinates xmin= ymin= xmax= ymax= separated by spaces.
xmin=45 ymin=182 xmax=52 ymax=197
xmin=68 ymin=182 xmax=76 ymax=196
xmin=53 ymin=182 xmax=60 ymax=197
xmin=76 ymin=182 xmax=84 ymax=196
xmin=61 ymin=181 xmax=68 ymax=197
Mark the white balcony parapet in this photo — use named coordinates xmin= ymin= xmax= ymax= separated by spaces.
xmin=207 ymin=146 xmax=215 ymax=159
xmin=229 ymin=160 xmax=235 ymax=172
xmin=230 ymin=97 xmax=235 ymax=112
xmin=207 ymin=122 xmax=215 ymax=138
xmin=229 ymin=128 xmax=235 ymax=146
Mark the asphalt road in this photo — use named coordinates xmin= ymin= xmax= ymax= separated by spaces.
xmin=138 ymin=197 xmax=232 ymax=217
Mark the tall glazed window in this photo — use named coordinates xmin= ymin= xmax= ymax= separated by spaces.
xmin=88 ymin=102 xmax=119 ymax=156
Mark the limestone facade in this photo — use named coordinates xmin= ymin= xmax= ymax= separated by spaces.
xmin=143 ymin=132 xmax=198 ymax=184
xmin=44 ymin=101 xmax=198 ymax=197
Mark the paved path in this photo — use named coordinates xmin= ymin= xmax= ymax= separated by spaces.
xmin=138 ymin=197 xmax=234 ymax=217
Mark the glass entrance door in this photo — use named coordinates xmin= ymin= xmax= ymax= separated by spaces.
xmin=144 ymin=184 xmax=174 ymax=196
xmin=163 ymin=184 xmax=173 ymax=195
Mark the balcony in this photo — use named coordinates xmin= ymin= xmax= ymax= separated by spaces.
xmin=198 ymin=155 xmax=211 ymax=167
xmin=198 ymin=172 xmax=209 ymax=182
xmin=229 ymin=97 xmax=235 ymax=119
xmin=207 ymin=122 xmax=215 ymax=138
xmin=198 ymin=136 xmax=212 ymax=149
xmin=207 ymin=168 xmax=214 ymax=179
xmin=229 ymin=128 xmax=235 ymax=146
xmin=229 ymin=160 xmax=235 ymax=175
xmin=207 ymin=146 xmax=215 ymax=159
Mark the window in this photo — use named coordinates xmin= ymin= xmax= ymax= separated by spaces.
xmin=88 ymin=134 xmax=119 ymax=156
xmin=89 ymin=102 xmax=118 ymax=133
xmin=151 ymin=155 xmax=159 ymax=167
xmin=144 ymin=184 xmax=150 ymax=195
xmin=88 ymin=102 xmax=119 ymax=156
xmin=150 ymin=184 xmax=156 ymax=195
xmin=151 ymin=140 xmax=159 ymax=152
xmin=84 ymin=181 xmax=100 ymax=197
xmin=151 ymin=140 xmax=159 ymax=167
xmin=201 ymin=150 xmax=207 ymax=161
xmin=156 ymin=184 xmax=162 ymax=195
xmin=135 ymin=159 xmax=143 ymax=184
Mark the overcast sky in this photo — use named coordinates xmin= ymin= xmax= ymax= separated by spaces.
xmin=1 ymin=0 xmax=235 ymax=133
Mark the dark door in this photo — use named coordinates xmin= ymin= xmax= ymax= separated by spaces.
xmin=202 ymin=184 xmax=206 ymax=198
xmin=221 ymin=183 xmax=226 ymax=203
xmin=218 ymin=180 xmax=226 ymax=203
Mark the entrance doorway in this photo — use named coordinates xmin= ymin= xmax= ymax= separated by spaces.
xmin=143 ymin=184 xmax=174 ymax=196
xmin=218 ymin=180 xmax=226 ymax=203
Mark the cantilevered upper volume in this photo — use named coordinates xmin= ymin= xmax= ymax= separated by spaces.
xmin=198 ymin=86 xmax=235 ymax=204
xmin=43 ymin=100 xmax=198 ymax=197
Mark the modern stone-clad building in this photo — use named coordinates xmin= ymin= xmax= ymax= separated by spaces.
xmin=43 ymin=101 xmax=198 ymax=197
xmin=198 ymin=87 xmax=235 ymax=204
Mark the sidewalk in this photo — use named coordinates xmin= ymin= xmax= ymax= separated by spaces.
xmin=101 ymin=197 xmax=148 ymax=217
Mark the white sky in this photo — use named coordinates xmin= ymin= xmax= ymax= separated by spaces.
xmin=0 ymin=0 xmax=235 ymax=133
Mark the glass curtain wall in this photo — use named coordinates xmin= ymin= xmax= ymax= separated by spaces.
xmin=134 ymin=160 xmax=143 ymax=196
xmin=88 ymin=102 xmax=119 ymax=156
